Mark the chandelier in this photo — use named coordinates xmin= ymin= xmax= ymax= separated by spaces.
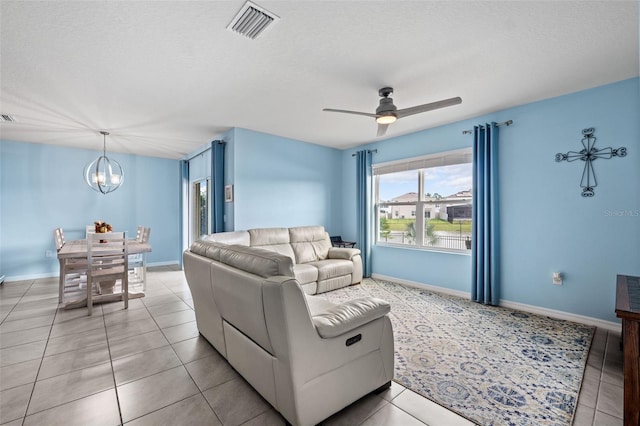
xmin=84 ymin=131 xmax=124 ymax=194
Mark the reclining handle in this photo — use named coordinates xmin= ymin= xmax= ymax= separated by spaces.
xmin=345 ymin=334 xmax=362 ymax=346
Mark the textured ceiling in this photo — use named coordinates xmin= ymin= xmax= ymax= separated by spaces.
xmin=1 ymin=1 xmax=638 ymax=159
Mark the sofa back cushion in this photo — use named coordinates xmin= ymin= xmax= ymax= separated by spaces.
xmin=210 ymin=261 xmax=275 ymax=355
xmin=249 ymin=228 xmax=296 ymax=263
xmin=204 ymin=231 xmax=250 ymax=246
xmin=190 ymin=240 xmax=226 ymax=261
xmin=219 ymin=245 xmax=294 ymax=278
xmin=289 ymin=226 xmax=332 ymax=264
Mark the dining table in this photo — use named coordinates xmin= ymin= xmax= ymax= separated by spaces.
xmin=57 ymin=239 xmax=152 ymax=309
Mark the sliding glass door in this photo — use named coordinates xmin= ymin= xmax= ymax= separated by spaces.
xmin=191 ymin=179 xmax=210 ymax=243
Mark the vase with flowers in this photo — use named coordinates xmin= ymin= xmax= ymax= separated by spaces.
xmin=94 ymin=221 xmax=112 ymax=243
xmin=94 ymin=220 xmax=112 ymax=234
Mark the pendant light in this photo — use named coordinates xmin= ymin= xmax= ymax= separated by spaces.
xmin=84 ymin=131 xmax=124 ymax=194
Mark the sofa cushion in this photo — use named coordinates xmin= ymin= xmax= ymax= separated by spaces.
xmin=254 ymin=244 xmax=296 ymax=263
xmin=290 ymin=242 xmax=318 ymax=264
xmin=219 ymin=245 xmax=294 ymax=278
xmin=249 ymin=228 xmax=290 ymax=245
xmin=190 ymin=240 xmax=226 ymax=261
xmin=289 ymin=226 xmax=332 ymax=263
xmin=293 ymin=263 xmax=318 ymax=285
xmin=249 ymin=228 xmax=296 ymax=262
xmin=309 ymin=259 xmax=354 ymax=281
xmin=316 ymin=275 xmax=353 ymax=294
xmin=203 ymin=231 xmax=250 ymax=246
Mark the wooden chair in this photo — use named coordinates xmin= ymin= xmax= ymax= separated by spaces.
xmin=129 ymin=226 xmax=150 ymax=291
xmin=54 ymin=228 xmax=88 ymax=303
xmin=86 ymin=232 xmax=128 ymax=316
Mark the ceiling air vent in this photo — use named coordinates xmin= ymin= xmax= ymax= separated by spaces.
xmin=227 ymin=1 xmax=279 ymax=39
xmin=0 ymin=114 xmax=16 ymax=123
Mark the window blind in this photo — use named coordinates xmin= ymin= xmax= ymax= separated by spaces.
xmin=372 ymin=148 xmax=471 ymax=176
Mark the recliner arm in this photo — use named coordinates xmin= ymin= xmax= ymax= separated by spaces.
xmin=327 ymin=247 xmax=361 ymax=260
xmin=312 ymin=297 xmax=390 ymax=338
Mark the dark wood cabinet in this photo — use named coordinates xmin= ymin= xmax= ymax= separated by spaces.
xmin=615 ymin=274 xmax=640 ymax=426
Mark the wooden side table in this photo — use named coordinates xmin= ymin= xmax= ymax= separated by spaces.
xmin=615 ymin=274 xmax=640 ymax=426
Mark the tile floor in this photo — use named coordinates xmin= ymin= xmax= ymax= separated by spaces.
xmin=0 ymin=266 xmax=624 ymax=426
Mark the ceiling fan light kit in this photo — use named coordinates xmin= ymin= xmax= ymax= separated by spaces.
xmin=323 ymin=87 xmax=462 ymax=137
xmin=376 ymin=114 xmax=397 ymax=125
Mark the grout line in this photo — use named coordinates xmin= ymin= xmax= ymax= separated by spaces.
xmin=0 ymin=280 xmax=37 ymax=327
xmin=356 ymin=397 xmax=397 ymax=426
xmin=0 ymin=279 xmax=49 ymax=426
xmin=102 ymin=302 xmax=125 ymax=426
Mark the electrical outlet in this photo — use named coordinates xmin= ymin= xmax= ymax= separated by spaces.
xmin=45 ymin=250 xmax=54 ymax=258
xmin=553 ymin=272 xmax=563 ymax=285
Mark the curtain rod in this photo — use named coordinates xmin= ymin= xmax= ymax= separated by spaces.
xmin=349 ymin=121 xmax=514 ymax=157
xmin=351 ymin=149 xmax=378 ymax=157
xmin=462 ymin=120 xmax=513 ymax=135
xmin=184 ymin=140 xmax=226 ymax=162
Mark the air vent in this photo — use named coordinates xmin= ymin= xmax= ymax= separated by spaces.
xmin=227 ymin=1 xmax=279 ymax=39
xmin=0 ymin=114 xmax=16 ymax=123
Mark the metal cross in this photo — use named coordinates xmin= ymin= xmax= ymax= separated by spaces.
xmin=555 ymin=128 xmax=626 ymax=197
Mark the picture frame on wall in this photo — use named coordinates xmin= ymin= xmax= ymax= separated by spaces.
xmin=225 ymin=184 xmax=233 ymax=202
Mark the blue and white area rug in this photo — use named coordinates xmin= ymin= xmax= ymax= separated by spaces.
xmin=320 ymin=278 xmax=594 ymax=426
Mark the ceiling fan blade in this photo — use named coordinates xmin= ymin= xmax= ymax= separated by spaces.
xmin=395 ymin=97 xmax=462 ymax=119
xmin=322 ymin=108 xmax=378 ymax=118
xmin=377 ymin=123 xmax=389 ymax=137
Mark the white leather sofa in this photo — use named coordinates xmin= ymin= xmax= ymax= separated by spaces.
xmin=183 ymin=240 xmax=394 ymax=426
xmin=203 ymin=226 xmax=363 ymax=294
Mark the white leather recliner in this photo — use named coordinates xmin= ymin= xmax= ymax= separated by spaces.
xmin=183 ymin=240 xmax=394 ymax=426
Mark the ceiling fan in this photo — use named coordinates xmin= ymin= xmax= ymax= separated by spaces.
xmin=323 ymin=87 xmax=462 ymax=137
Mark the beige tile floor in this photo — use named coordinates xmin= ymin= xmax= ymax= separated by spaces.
xmin=0 ymin=266 xmax=624 ymax=426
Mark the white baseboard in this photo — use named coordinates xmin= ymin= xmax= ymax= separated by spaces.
xmin=147 ymin=261 xmax=181 ymax=268
xmin=3 ymin=261 xmax=181 ymax=283
xmin=499 ymin=300 xmax=621 ymax=332
xmin=372 ymin=274 xmax=471 ymax=299
xmin=3 ymin=272 xmax=58 ymax=282
xmin=370 ymin=273 xmax=621 ymax=333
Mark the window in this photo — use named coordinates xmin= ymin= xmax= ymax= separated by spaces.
xmin=374 ymin=148 xmax=472 ymax=251
xmin=191 ymin=179 xmax=210 ymax=243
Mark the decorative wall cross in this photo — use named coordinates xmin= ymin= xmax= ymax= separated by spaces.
xmin=555 ymin=128 xmax=626 ymax=197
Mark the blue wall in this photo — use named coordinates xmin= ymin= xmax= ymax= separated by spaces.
xmin=341 ymin=78 xmax=640 ymax=322
xmin=2 ymin=79 xmax=637 ymax=323
xmin=229 ymin=128 xmax=343 ymax=234
xmin=0 ymin=140 xmax=181 ymax=280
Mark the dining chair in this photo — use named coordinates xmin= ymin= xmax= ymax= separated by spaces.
xmin=86 ymin=225 xmax=95 ymax=239
xmin=86 ymin=231 xmax=128 ymax=316
xmin=53 ymin=228 xmax=88 ymax=303
xmin=129 ymin=226 xmax=150 ymax=291
xmin=53 ymin=227 xmax=65 ymax=251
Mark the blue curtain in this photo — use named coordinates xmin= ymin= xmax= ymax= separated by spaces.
xmin=356 ymin=150 xmax=373 ymax=277
xmin=472 ymin=123 xmax=500 ymax=305
xmin=179 ymin=160 xmax=189 ymax=265
xmin=211 ymin=141 xmax=225 ymax=233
